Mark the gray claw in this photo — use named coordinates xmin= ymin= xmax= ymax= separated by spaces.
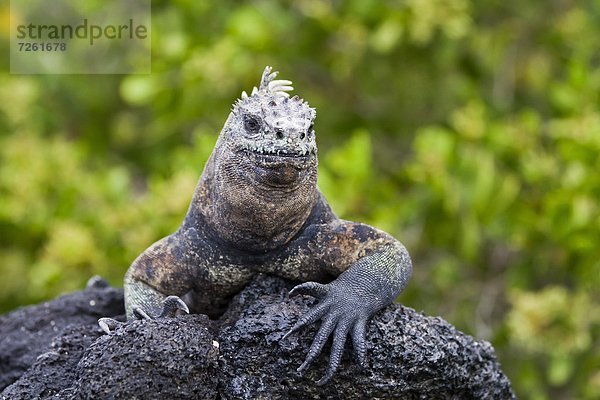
xmin=281 ymin=329 xmax=294 ymax=341
xmin=317 ymin=373 xmax=333 ymax=386
xmin=289 ymin=281 xmax=329 ymax=299
xmin=98 ymin=317 xmax=122 ymax=334
xmin=36 ymin=351 xmax=61 ymax=363
xmin=133 ymin=307 xmax=153 ymax=320
xmin=159 ymin=295 xmax=189 ymax=318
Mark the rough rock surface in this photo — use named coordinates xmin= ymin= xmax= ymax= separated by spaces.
xmin=0 ymin=278 xmax=123 ymax=393
xmin=0 ymin=276 xmax=515 ymax=399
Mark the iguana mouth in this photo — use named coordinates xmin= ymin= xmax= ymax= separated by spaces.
xmin=242 ymin=148 xmax=315 ymax=169
xmin=255 ymin=149 xmax=309 ymax=158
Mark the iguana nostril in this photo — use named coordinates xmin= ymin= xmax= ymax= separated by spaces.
xmin=276 ymin=129 xmax=284 ymax=139
xmin=300 ymin=132 xmax=305 ymax=140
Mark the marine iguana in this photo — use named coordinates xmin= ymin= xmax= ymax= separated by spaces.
xmin=99 ymin=66 xmax=412 ymax=384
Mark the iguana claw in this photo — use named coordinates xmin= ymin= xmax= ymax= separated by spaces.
xmin=158 ymin=295 xmax=190 ymax=317
xmin=98 ymin=317 xmax=123 ymax=334
xmin=98 ymin=295 xmax=189 ymax=334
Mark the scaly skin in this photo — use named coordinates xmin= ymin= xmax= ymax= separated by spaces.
xmin=99 ymin=67 xmax=412 ymax=384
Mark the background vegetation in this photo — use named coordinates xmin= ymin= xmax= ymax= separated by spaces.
xmin=1 ymin=0 xmax=598 ymax=398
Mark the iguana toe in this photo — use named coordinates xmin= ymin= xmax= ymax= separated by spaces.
xmin=296 ymin=316 xmax=336 ymax=375
xmin=288 ymin=281 xmax=329 ymax=299
xmin=281 ymin=302 xmax=328 ymax=341
xmin=132 ymin=295 xmax=189 ymax=320
xmin=159 ymin=295 xmax=190 ymax=317
xmin=351 ymin=318 xmax=368 ymax=368
xmin=132 ymin=307 xmax=153 ymax=320
xmin=318 ymin=320 xmax=352 ymax=385
xmin=98 ymin=317 xmax=123 ymax=334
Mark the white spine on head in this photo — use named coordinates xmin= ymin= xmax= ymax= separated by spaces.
xmin=239 ymin=66 xmax=295 ymax=99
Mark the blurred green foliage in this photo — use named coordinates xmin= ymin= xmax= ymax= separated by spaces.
xmin=0 ymin=0 xmax=599 ymax=398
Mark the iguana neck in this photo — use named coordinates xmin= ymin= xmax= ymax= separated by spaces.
xmin=187 ymin=140 xmax=318 ymax=253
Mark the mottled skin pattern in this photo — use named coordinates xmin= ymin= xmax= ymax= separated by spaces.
xmin=104 ymin=67 xmax=412 ymax=384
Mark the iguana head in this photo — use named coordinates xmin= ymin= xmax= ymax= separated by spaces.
xmin=218 ymin=66 xmax=318 ymax=186
xmin=203 ymin=67 xmax=319 ymax=251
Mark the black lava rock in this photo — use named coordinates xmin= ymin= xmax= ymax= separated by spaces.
xmin=218 ymin=276 xmax=515 ymax=399
xmin=70 ymin=314 xmax=218 ymax=400
xmin=0 ymin=276 xmax=515 ymax=399
xmin=0 ymin=277 xmax=123 ymax=393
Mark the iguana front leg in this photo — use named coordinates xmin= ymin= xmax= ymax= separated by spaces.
xmin=277 ymin=221 xmax=412 ymax=384
xmin=99 ymin=230 xmax=197 ymax=333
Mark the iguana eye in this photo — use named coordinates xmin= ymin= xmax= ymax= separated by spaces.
xmin=244 ymin=115 xmax=261 ymax=136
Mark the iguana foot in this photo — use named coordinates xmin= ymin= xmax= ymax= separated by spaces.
xmin=98 ymin=296 xmax=189 ymax=334
xmin=283 ymin=280 xmax=372 ymax=385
